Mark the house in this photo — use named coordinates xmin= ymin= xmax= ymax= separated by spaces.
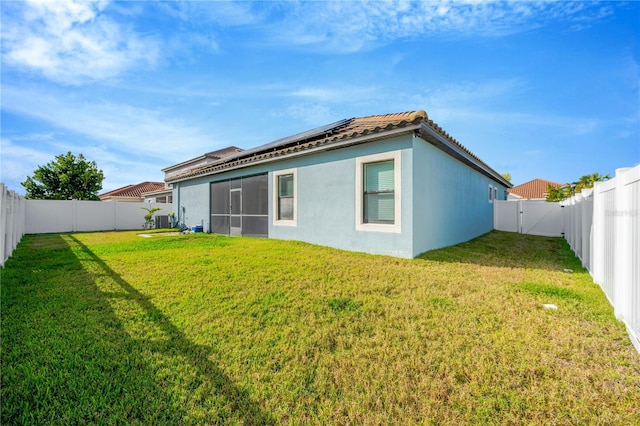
xmin=164 ymin=110 xmax=511 ymax=258
xmin=507 ymin=178 xmax=563 ymax=201
xmin=99 ymin=181 xmax=170 ymax=202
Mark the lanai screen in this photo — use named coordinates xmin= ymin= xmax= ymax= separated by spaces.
xmin=210 ymin=174 xmax=268 ymax=237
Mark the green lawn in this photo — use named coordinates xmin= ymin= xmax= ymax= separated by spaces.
xmin=2 ymin=230 xmax=639 ymax=425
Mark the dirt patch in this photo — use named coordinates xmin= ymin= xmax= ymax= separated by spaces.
xmin=138 ymin=232 xmax=182 ymax=238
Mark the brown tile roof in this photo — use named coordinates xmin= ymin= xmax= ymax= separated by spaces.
xmin=99 ymin=181 xmax=165 ymax=199
xmin=508 ymin=178 xmax=563 ymax=199
xmin=166 ymin=110 xmax=503 ymax=185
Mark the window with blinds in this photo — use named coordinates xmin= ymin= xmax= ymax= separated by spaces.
xmin=278 ymin=173 xmax=294 ymax=220
xmin=355 ymin=150 xmax=401 ymax=233
xmin=363 ymin=160 xmax=395 ymax=224
xmin=273 ymin=168 xmax=297 ymax=226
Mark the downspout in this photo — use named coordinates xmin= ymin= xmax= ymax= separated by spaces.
xmin=175 ymin=182 xmax=181 ymax=227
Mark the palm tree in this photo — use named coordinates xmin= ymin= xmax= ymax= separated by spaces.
xmin=574 ymin=173 xmax=610 ymax=193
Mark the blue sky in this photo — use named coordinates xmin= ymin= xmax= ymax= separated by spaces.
xmin=1 ymin=1 xmax=638 ymax=194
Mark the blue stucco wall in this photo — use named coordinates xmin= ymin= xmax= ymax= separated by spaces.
xmin=411 ymin=137 xmax=507 ymax=256
xmin=268 ymin=136 xmax=414 ymax=258
xmin=173 ymin=132 xmax=506 ymax=258
xmin=173 ymin=135 xmax=414 ymax=257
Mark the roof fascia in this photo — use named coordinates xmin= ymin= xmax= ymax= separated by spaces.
xmin=419 ymin=123 xmax=512 ymax=188
xmin=142 ymin=189 xmax=172 ymax=196
xmin=166 ymin=125 xmax=419 ymax=184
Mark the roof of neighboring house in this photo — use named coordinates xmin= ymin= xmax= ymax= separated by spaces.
xmin=165 ymin=110 xmax=511 ymax=187
xmin=162 ymin=146 xmax=244 ymax=173
xmin=99 ymin=182 xmax=166 ymax=199
xmin=508 ymin=178 xmax=563 ymax=199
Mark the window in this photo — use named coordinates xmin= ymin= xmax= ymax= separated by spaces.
xmin=273 ymin=169 xmax=297 ymax=225
xmin=494 ymin=187 xmax=498 ymax=201
xmin=356 ymin=151 xmax=401 ymax=233
xmin=489 ymin=184 xmax=493 ymax=202
xmin=364 ymin=161 xmax=395 ymax=224
xmin=278 ymin=174 xmax=294 ymax=220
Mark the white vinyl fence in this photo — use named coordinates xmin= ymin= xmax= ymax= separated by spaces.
xmin=1 ymin=184 xmax=173 ymax=267
xmin=1 ymin=184 xmax=26 ymax=267
xmin=25 ymin=199 xmax=172 ymax=234
xmin=494 ymin=199 xmax=564 ymax=237
xmin=562 ymin=166 xmax=640 ymax=353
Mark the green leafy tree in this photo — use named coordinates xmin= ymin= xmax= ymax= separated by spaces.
xmin=500 ymin=172 xmax=512 ymax=183
xmin=21 ymin=152 xmax=105 ymax=200
xmin=545 ymin=184 xmax=571 ymax=202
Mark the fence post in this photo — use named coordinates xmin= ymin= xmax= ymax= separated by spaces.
xmin=591 ymin=182 xmax=605 ymax=285
xmin=1 ymin=184 xmax=6 ymax=266
xmin=580 ymin=189 xmax=593 ymax=269
xmin=517 ymin=199 xmax=522 ymax=233
xmin=614 ymin=168 xmax=632 ymax=323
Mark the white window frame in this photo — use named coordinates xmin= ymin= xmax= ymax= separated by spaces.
xmin=273 ymin=168 xmax=297 ymax=226
xmin=489 ymin=184 xmax=494 ymax=203
xmin=355 ymin=150 xmax=402 ymax=233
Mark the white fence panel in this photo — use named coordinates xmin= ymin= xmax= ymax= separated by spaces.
xmin=562 ymin=165 xmax=640 ymax=353
xmin=1 ymin=184 xmax=26 ymax=267
xmin=26 ymin=200 xmax=75 ymax=234
xmin=25 ymin=200 xmax=173 ymax=234
xmin=493 ymin=200 xmax=518 ymax=232
xmin=76 ymin=201 xmax=116 ymax=231
xmin=494 ymin=200 xmax=563 ymax=237
xmin=520 ymin=201 xmax=563 ymax=236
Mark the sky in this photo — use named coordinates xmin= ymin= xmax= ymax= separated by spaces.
xmin=1 ymin=0 xmax=638 ymax=195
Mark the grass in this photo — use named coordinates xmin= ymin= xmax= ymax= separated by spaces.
xmin=2 ymin=230 xmax=639 ymax=425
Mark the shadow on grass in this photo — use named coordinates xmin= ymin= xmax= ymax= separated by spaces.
xmin=417 ymin=231 xmax=584 ymax=272
xmin=1 ymin=234 xmax=275 ymax=425
xmin=67 ymin=235 xmax=276 ymax=425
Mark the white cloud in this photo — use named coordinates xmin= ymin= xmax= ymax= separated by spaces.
xmin=288 ymin=86 xmax=379 ymax=103
xmin=1 ymin=86 xmax=219 ymax=162
xmin=408 ymin=79 xmax=602 ymax=137
xmin=271 ymin=103 xmax=337 ymax=127
xmin=266 ymin=0 xmax=617 ymax=53
xmin=0 ymin=136 xmax=55 ymax=185
xmin=2 ymin=0 xmax=159 ymax=84
xmin=160 ymin=1 xmax=261 ymax=26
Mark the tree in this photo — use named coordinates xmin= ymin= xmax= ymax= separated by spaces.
xmin=500 ymin=172 xmax=512 ymax=182
xmin=545 ymin=172 xmax=610 ymax=202
xmin=22 ymin=152 xmax=105 ymax=200
xmin=141 ymin=206 xmax=162 ymax=229
xmin=574 ymin=172 xmax=610 ymax=193
xmin=545 ymin=184 xmax=572 ymax=202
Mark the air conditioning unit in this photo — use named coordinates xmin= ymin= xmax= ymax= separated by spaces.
xmin=155 ymin=215 xmax=170 ymax=229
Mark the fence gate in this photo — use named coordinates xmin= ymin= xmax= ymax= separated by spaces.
xmin=494 ymin=200 xmax=563 ymax=237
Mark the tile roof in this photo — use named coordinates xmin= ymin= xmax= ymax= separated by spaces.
xmin=508 ymin=178 xmax=563 ymax=199
xmin=165 ymin=110 xmax=504 ymax=185
xmin=99 ymin=181 xmax=165 ymax=199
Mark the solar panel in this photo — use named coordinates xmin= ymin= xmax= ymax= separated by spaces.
xmin=219 ymin=118 xmax=352 ymax=163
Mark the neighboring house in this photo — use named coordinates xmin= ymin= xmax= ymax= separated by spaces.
xmin=163 ymin=146 xmax=244 ymax=182
xmin=507 ymin=178 xmax=563 ymax=201
xmin=142 ymin=187 xmax=173 ymax=203
xmin=164 ymin=110 xmax=511 ymax=258
xmin=99 ymin=182 xmax=169 ymax=202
